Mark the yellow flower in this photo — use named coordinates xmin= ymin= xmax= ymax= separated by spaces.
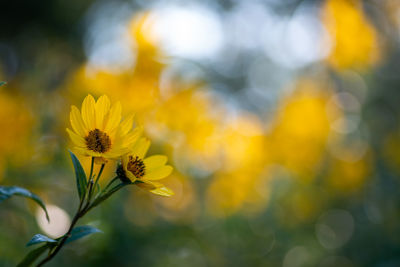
xmin=120 ymin=138 xmax=174 ymax=196
xmin=67 ymin=94 xmax=142 ymax=162
xmin=322 ymin=0 xmax=380 ymax=69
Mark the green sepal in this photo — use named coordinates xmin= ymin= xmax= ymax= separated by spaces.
xmin=0 ymin=186 xmax=50 ymax=222
xmin=65 ymin=225 xmax=102 ymax=244
xmin=26 ymin=234 xmax=57 ymax=247
xmin=68 ymin=150 xmax=87 ymax=201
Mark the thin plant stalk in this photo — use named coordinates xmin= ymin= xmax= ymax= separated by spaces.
xmin=36 ymin=158 xmax=121 ymax=267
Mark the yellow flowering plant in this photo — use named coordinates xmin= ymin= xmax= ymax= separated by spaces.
xmin=119 ymin=138 xmax=174 ymax=197
xmin=67 ymin=94 xmax=142 ymax=163
xmin=19 ymin=95 xmax=174 ymax=267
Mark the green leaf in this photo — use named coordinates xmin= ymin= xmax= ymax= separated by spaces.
xmin=0 ymin=186 xmax=50 ymax=222
xmin=26 ymin=234 xmax=57 ymax=247
xmin=0 ymin=81 xmax=6 ymax=86
xmin=17 ymin=244 xmax=49 ymax=267
xmin=65 ymin=225 xmax=102 ymax=244
xmin=69 ymin=150 xmax=87 ymax=201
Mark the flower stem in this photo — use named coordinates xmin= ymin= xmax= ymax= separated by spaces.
xmin=36 ymin=157 xmax=101 ymax=267
xmin=103 ymin=176 xmax=120 ymax=192
xmin=90 ymin=164 xmax=105 ymax=200
xmin=36 ymin=207 xmax=83 ymax=266
xmin=88 ymin=157 xmax=94 ymax=181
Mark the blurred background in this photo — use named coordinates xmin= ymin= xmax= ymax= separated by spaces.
xmin=1 ymin=0 xmax=400 ymax=266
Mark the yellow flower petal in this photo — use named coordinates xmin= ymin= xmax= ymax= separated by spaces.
xmin=105 ymin=148 xmax=127 ymax=158
xmin=126 ymin=171 xmax=137 ymax=181
xmin=86 ymin=150 xmax=104 ymax=158
xmin=143 ymin=165 xmax=173 ymax=180
xmin=73 ymin=147 xmax=89 ymax=156
xmin=135 ymin=173 xmax=174 ymax=196
xmin=143 ymin=155 xmax=168 ymax=170
xmin=66 ymin=128 xmax=86 ymax=147
xmin=131 ymin=138 xmax=150 ymax=159
xmin=94 ymin=157 xmax=108 ymax=165
xmin=136 ymin=181 xmax=157 ymax=190
xmin=81 ymin=94 xmax=96 ymax=130
xmin=70 ymin=106 xmax=87 ymax=137
xmin=95 ymin=95 xmax=111 ymax=130
xmin=104 ymin=101 xmax=122 ymax=133
xmin=121 ymin=154 xmax=136 ymax=181
xmin=149 ymin=184 xmax=174 ymax=197
xmin=121 ymin=154 xmax=129 ymax=170
xmin=123 ymin=126 xmax=143 ymax=147
xmin=119 ymin=114 xmax=135 ymax=136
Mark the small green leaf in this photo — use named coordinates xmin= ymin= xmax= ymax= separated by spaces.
xmin=65 ymin=225 xmax=102 ymax=244
xmin=26 ymin=234 xmax=57 ymax=247
xmin=69 ymin=150 xmax=87 ymax=201
xmin=17 ymin=244 xmax=49 ymax=267
xmin=0 ymin=186 xmax=50 ymax=222
xmin=0 ymin=81 xmax=6 ymax=87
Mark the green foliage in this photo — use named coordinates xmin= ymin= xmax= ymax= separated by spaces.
xmin=0 ymin=81 xmax=6 ymax=86
xmin=65 ymin=225 xmax=102 ymax=244
xmin=20 ymin=227 xmax=101 ymax=265
xmin=69 ymin=150 xmax=87 ymax=201
xmin=17 ymin=244 xmax=50 ymax=267
xmin=0 ymin=186 xmax=49 ymax=221
xmin=26 ymin=234 xmax=57 ymax=247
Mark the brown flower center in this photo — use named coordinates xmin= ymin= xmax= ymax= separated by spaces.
xmin=85 ymin=129 xmax=111 ymax=153
xmin=127 ymin=156 xmax=146 ymax=178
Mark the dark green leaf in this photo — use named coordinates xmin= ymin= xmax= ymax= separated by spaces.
xmin=69 ymin=150 xmax=87 ymax=201
xmin=0 ymin=81 xmax=6 ymax=87
xmin=65 ymin=225 xmax=102 ymax=244
xmin=17 ymin=244 xmax=49 ymax=267
xmin=0 ymin=186 xmax=49 ymax=222
xmin=26 ymin=234 xmax=57 ymax=247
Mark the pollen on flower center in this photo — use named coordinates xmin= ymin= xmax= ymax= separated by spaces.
xmin=85 ymin=129 xmax=111 ymax=153
xmin=127 ymin=156 xmax=146 ymax=178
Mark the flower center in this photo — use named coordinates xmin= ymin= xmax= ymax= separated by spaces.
xmin=85 ymin=129 xmax=111 ymax=153
xmin=127 ymin=156 xmax=146 ymax=178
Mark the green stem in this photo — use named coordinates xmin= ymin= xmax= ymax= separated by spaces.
xmin=35 ymin=179 xmax=125 ymax=267
xmin=90 ymin=164 xmax=105 ymax=200
xmin=36 ymin=207 xmax=83 ymax=266
xmin=84 ymin=182 xmax=127 ymax=213
xmin=84 ymin=157 xmax=95 ymax=203
xmin=103 ymin=176 xmax=120 ymax=192
xmin=36 ymin=157 xmax=102 ymax=266
xmin=88 ymin=157 xmax=94 ymax=182
xmin=83 ymin=163 xmax=105 ymax=212
xmin=34 ymin=159 xmax=131 ymax=266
